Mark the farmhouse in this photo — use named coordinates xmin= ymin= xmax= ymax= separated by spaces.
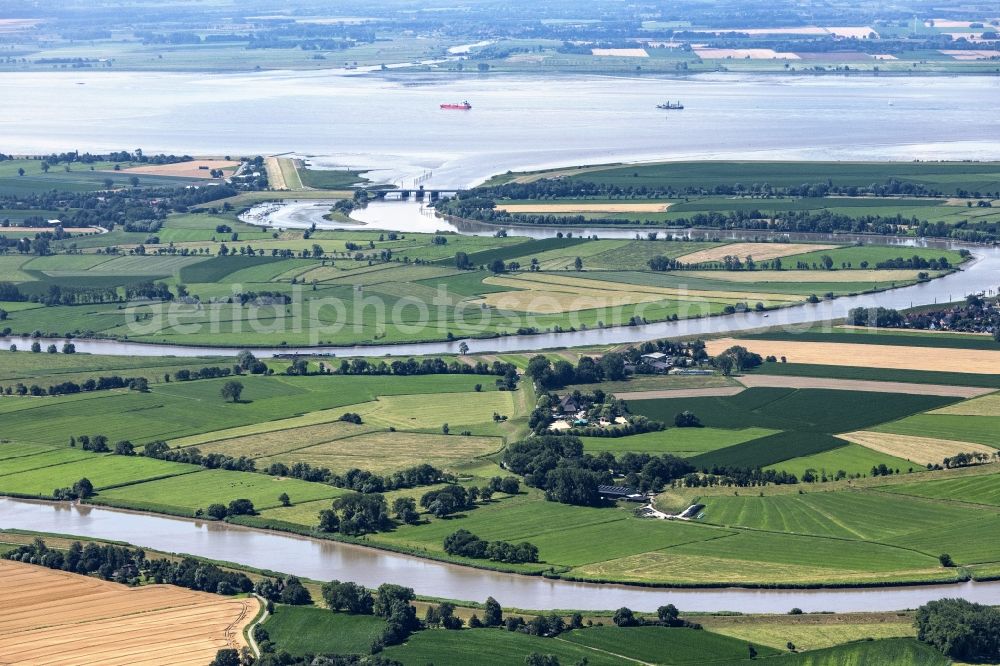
xmin=598 ymin=485 xmax=645 ymax=502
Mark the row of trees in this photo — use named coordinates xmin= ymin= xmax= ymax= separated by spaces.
xmin=5 ymin=538 xmax=256 ymax=596
xmin=265 ymin=461 xmax=449 ymax=494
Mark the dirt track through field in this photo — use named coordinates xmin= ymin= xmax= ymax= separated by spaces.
xmin=706 ymin=338 xmax=1000 ymax=375
xmin=838 ymin=431 xmax=997 ymax=466
xmin=615 ymin=387 xmax=745 ymax=400
xmin=0 ymin=560 xmax=258 ymax=666
xmin=736 ymin=374 xmax=994 ymax=398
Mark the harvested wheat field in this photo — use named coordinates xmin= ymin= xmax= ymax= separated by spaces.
xmin=736 ymin=374 xmax=992 ymax=398
xmin=0 ymin=560 xmax=258 ymax=666
xmin=677 ymin=243 xmax=838 ymax=264
xmin=687 ymin=269 xmax=925 ymax=283
xmin=705 ymin=338 xmax=1000 ymax=375
xmin=496 ymin=202 xmax=670 ymax=213
xmin=838 ymin=431 xmax=996 ymax=466
xmin=931 ymin=392 xmax=1000 ymax=416
xmin=113 ymin=159 xmax=238 ymax=179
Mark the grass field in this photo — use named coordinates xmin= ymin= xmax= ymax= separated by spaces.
xmin=882 ymin=473 xmax=1000 ymax=507
xmin=747 ymin=362 xmax=1000 ymax=389
xmin=747 ymin=638 xmax=947 ymax=665
xmin=0 ymin=455 xmax=197 ymax=496
xmin=581 ymin=427 xmax=779 ymax=457
xmin=873 ymin=414 xmax=1000 ymax=447
xmin=0 ymin=374 xmax=508 ymax=447
xmin=97 ymin=469 xmax=346 ymax=514
xmin=384 ymin=627 xmax=631 ymax=666
xmin=255 ymin=430 xmax=504 ymax=473
xmin=695 ymin=489 xmax=989 ymax=543
xmin=700 ymin=613 xmax=916 ymax=652
xmin=764 ymin=443 xmax=919 ymax=478
xmin=560 ymin=626 xmax=780 ymax=663
xmin=264 ymin=605 xmax=386 ymax=656
xmin=629 ymin=387 xmax=953 ymax=469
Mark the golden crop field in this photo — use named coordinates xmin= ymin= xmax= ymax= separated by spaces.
xmin=931 ymin=392 xmax=1000 ymax=416
xmin=838 ymin=431 xmax=997 ymax=466
xmin=706 ymin=338 xmax=1000 ymax=375
xmin=0 ymin=560 xmax=258 ymax=666
xmin=677 ymin=243 xmax=838 ymax=264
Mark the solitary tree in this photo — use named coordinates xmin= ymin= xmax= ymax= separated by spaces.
xmin=220 ymin=380 xmax=244 ymax=403
xmin=574 ymin=256 xmax=583 ymax=271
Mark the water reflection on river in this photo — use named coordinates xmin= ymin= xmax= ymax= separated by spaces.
xmin=4 ymin=498 xmax=1000 ymax=612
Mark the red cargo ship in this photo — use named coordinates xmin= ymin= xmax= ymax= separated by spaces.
xmin=440 ymin=100 xmax=472 ymax=110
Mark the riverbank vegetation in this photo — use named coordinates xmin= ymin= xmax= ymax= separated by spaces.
xmin=2 ymin=322 xmax=1000 ymax=588
xmin=0 ymin=530 xmax=965 ymax=665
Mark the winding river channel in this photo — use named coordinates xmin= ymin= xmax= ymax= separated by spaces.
xmin=3 ymin=201 xmax=997 ymax=358
xmin=2 ymin=204 xmax=1000 ymax=610
xmin=2 ymin=68 xmax=1000 ymax=609
xmin=5 ymin=497 xmax=1000 ymax=613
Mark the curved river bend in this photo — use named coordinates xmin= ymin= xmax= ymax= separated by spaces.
xmin=4 ymin=498 xmax=1000 ymax=613
xmin=3 ymin=202 xmax=998 ymax=358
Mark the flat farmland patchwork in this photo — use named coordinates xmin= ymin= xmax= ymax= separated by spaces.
xmin=257 ymin=431 xmax=503 ymax=473
xmin=707 ymin=338 xmax=1000 ymax=374
xmin=930 ymin=391 xmax=1000 ymax=416
xmin=748 ymin=361 xmax=1000 ymax=389
xmin=696 ymin=489 xmax=985 ymax=542
xmin=838 ymin=430 xmax=997 ymax=466
xmin=882 ymin=474 xmax=1000 ymax=507
xmin=874 ymin=414 xmax=1000 ymax=447
xmin=184 ymin=421 xmax=376 ymax=459
xmin=765 ymin=443 xmax=918 ymax=478
xmin=384 ymin=627 xmax=630 ymax=666
xmin=0 ymin=447 xmax=93 ymax=475
xmin=0 ymin=560 xmax=258 ymax=666
xmin=572 ymin=542 xmax=950 ymax=586
xmin=700 ymin=614 xmax=916 ymax=652
xmin=98 ymin=468 xmax=345 ymax=514
xmin=358 ymin=391 xmax=518 ymax=430
xmin=581 ymin=427 xmax=779 ymax=457
xmin=0 ymin=455 xmax=197 ymax=496
xmin=0 ymin=374 xmax=502 ymax=447
xmin=687 ymin=269 xmax=926 ymax=283
xmin=677 ymin=243 xmax=840 ymax=264
xmin=561 ymin=626 xmax=780 ymax=663
xmin=887 ymin=514 xmax=1000 ymax=565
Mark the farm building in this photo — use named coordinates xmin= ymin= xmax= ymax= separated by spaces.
xmin=598 ymin=485 xmax=645 ymax=502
